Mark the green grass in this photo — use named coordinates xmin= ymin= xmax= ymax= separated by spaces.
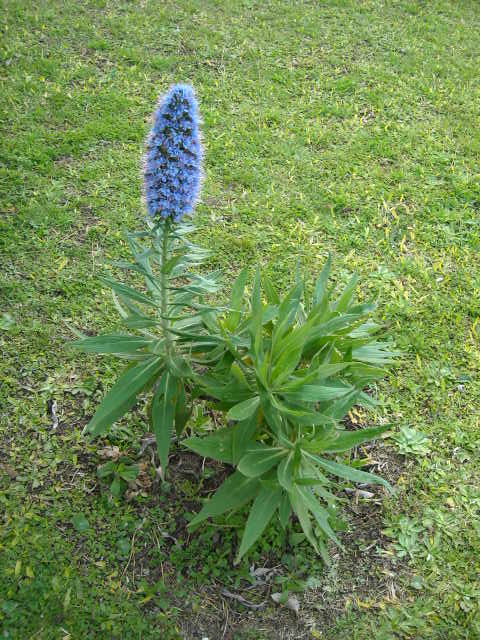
xmin=1 ymin=0 xmax=480 ymax=638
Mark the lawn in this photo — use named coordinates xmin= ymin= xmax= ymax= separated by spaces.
xmin=1 ymin=0 xmax=480 ymax=638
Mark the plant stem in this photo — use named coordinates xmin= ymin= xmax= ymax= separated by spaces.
xmin=160 ymin=219 xmax=172 ymax=356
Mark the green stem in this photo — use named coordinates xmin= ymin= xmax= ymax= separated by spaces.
xmin=160 ymin=219 xmax=172 ymax=356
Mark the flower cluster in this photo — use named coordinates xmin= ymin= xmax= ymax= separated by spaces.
xmin=144 ymin=84 xmax=202 ymax=221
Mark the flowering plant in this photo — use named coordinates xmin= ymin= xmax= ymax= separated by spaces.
xmin=73 ymin=84 xmax=396 ymax=563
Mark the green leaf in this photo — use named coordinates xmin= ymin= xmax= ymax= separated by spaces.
xmin=281 ymin=383 xmax=351 ymax=404
xmin=188 ymin=471 xmax=260 ymax=528
xmin=259 ymin=389 xmax=284 ymax=434
xmin=289 ymin=486 xmax=319 ymax=554
xmin=226 ymin=396 xmax=260 ymax=422
xmin=321 ymin=425 xmax=391 ymax=453
xmin=200 ymin=379 xmax=252 ymax=404
xmin=272 ymin=282 xmax=303 ymax=344
xmin=225 ymin=267 xmax=248 ymax=330
xmin=262 ymin=305 xmax=278 ymax=325
xmin=174 ymin=381 xmax=190 ymax=436
xmin=123 ymin=316 xmax=160 ymax=330
xmin=325 ymin=389 xmax=361 ymax=420
xmin=272 ymin=400 xmax=335 ymax=426
xmin=238 ymin=446 xmax=288 ymax=478
xmin=279 ymin=363 xmax=349 ymax=391
xmin=152 ymin=372 xmax=178 ymax=473
xmin=334 ymin=273 xmax=358 ymax=312
xmin=97 ymin=461 xmax=115 ymax=478
xmin=352 ymin=342 xmax=399 ymax=365
xmin=251 ymin=268 xmax=262 ymax=315
xmin=110 ymin=477 xmax=122 ymax=497
xmin=263 ymin=274 xmax=280 ymax=305
xmin=295 ymin=476 xmax=330 ymax=487
xmin=183 ymin=428 xmax=234 ymax=463
xmin=100 ymin=276 xmax=157 ymax=307
xmin=118 ymin=464 xmax=139 ymax=482
xmin=232 ymin=413 xmax=259 ymax=464
xmin=71 ymin=334 xmax=154 ymax=354
xmin=0 ymin=312 xmax=15 ymax=330
xmin=168 ymin=355 xmax=192 ymax=378
xmin=117 ymin=538 xmax=131 ymax=555
xmin=161 ymin=253 xmax=185 ymax=275
xmin=86 ymin=357 xmax=163 ymax=437
xmin=312 ymin=255 xmax=331 ymax=307
xmin=277 ymin=451 xmax=295 ymax=492
xmin=108 ymin=259 xmax=147 ymax=274
xmin=278 ymin=493 xmax=291 ymax=529
xmin=72 ymin=514 xmax=89 ymax=533
xmin=358 ymin=391 xmax=378 ymax=409
xmin=304 ymin=451 xmax=392 ymax=491
xmin=295 ymin=485 xmax=342 ymax=546
xmin=235 ymin=486 xmax=282 ymax=563
xmin=348 ymin=363 xmax=387 ymax=382
xmin=230 ymin=363 xmax=250 ymax=389
xmin=271 ymin=324 xmax=310 ymax=384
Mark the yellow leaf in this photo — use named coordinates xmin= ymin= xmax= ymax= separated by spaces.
xmin=57 ymin=257 xmax=69 ymax=272
xmin=139 ymin=594 xmax=153 ymax=605
xmin=63 ymin=587 xmax=72 ymax=610
xmin=356 ymin=598 xmax=372 ymax=609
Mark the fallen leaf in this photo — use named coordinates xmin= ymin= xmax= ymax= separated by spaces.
xmin=3 ymin=464 xmax=17 ymax=480
xmin=271 ymin=592 xmax=299 ymax=615
xmin=220 ymin=588 xmax=265 ymax=609
xmin=97 ymin=446 xmax=121 ymax=460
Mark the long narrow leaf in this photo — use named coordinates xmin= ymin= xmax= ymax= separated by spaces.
xmin=188 ymin=471 xmax=260 ymax=528
xmin=183 ymin=428 xmax=234 ymax=463
xmin=312 ymin=255 xmax=331 ymax=307
xmin=281 ymin=383 xmax=351 ymax=404
xmin=152 ymin=372 xmax=178 ymax=473
xmin=278 ymin=363 xmax=349 ymax=392
xmin=225 ymin=267 xmax=247 ymax=331
xmin=304 ymin=451 xmax=392 ymax=491
xmin=295 ymin=484 xmax=342 ymax=547
xmin=263 ymin=273 xmax=280 ymax=305
xmin=235 ymin=487 xmax=282 ymax=564
xmin=100 ymin=276 xmax=157 ymax=307
xmin=226 ymin=396 xmax=260 ymax=422
xmin=289 ymin=486 xmax=319 ymax=554
xmin=278 ymin=493 xmax=291 ymax=529
xmin=238 ymin=446 xmax=288 ymax=478
xmin=174 ymin=381 xmax=190 ymax=436
xmin=86 ymin=357 xmax=163 ymax=437
xmin=232 ymin=413 xmax=259 ymax=464
xmin=333 ymin=273 xmax=358 ymax=312
xmin=277 ymin=452 xmax=295 ymax=492
xmin=325 ymin=389 xmax=361 ymax=420
xmin=272 ymin=282 xmax=303 ymax=346
xmin=72 ymin=334 xmax=154 ymax=354
xmin=352 ymin=342 xmax=400 ymax=365
xmin=321 ymin=425 xmax=391 ymax=453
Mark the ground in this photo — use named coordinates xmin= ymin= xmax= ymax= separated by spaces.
xmin=1 ymin=0 xmax=480 ymax=638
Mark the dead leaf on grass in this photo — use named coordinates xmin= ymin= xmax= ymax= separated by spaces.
xmin=2 ymin=463 xmax=17 ymax=480
xmin=271 ymin=592 xmax=300 ymax=615
xmin=97 ymin=446 xmax=121 ymax=460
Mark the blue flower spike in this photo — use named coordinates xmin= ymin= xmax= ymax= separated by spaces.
xmin=144 ymin=84 xmax=203 ymax=221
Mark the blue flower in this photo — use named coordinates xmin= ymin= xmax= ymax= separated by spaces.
xmin=144 ymin=84 xmax=203 ymax=221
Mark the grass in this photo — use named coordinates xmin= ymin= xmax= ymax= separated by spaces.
xmin=1 ymin=0 xmax=480 ymax=637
